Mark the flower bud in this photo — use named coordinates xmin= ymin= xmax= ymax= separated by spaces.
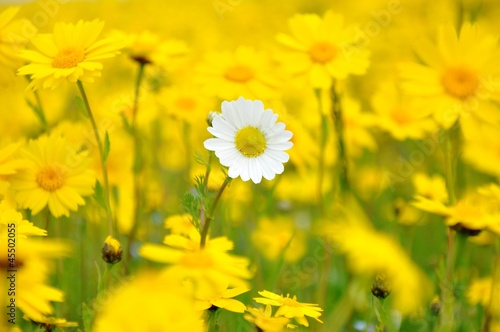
xmin=206 ymin=111 xmax=220 ymax=127
xmin=102 ymin=236 xmax=123 ymax=264
xmin=371 ymin=274 xmax=391 ymax=299
xmin=430 ymin=296 xmax=441 ymax=316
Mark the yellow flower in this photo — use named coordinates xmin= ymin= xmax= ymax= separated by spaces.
xmin=156 ymin=85 xmax=214 ymax=125
xmin=0 ymin=202 xmax=71 ymax=323
xmin=341 ymin=96 xmax=377 ymax=157
xmin=93 ymin=271 xmax=205 ymax=332
xmin=251 ymin=216 xmax=306 ymax=263
xmin=463 ymin=122 xmax=500 ymax=180
xmin=393 ymin=198 xmax=422 ymax=226
xmin=467 ymin=277 xmax=493 ymax=307
xmin=18 ymin=19 xmax=124 ymax=90
xmin=10 ymin=133 xmax=95 ymax=218
xmin=193 ymin=279 xmax=249 ymax=313
xmin=195 ymin=46 xmax=281 ymax=100
xmin=27 ymin=316 xmax=78 ymax=331
xmin=274 ymin=168 xmax=333 ymax=205
xmin=0 ymin=200 xmax=45 ymax=237
xmin=164 ymin=213 xmax=199 ymax=237
xmin=0 ymin=7 xmax=35 ymax=84
xmin=399 ymin=22 xmax=500 ymax=128
xmin=0 ymin=141 xmax=26 ymax=176
xmin=122 ymin=30 xmax=188 ymax=66
xmin=324 ymin=208 xmax=431 ymax=315
xmin=412 ymin=172 xmax=448 ymax=203
xmin=371 ymin=82 xmax=437 ymax=140
xmin=0 ymin=141 xmax=26 ymax=196
xmin=254 ymin=290 xmax=323 ymax=327
xmin=412 ymin=186 xmax=500 ymax=235
xmin=244 ymin=304 xmax=291 ymax=332
xmin=139 ymin=239 xmax=252 ymax=289
xmin=276 ymin=11 xmax=370 ymax=88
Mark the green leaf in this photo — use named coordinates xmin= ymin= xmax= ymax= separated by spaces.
xmin=103 ymin=131 xmax=111 ymax=163
xmin=75 ymin=96 xmax=88 ymax=118
xmin=94 ymin=180 xmax=106 ymax=209
xmin=25 ymin=98 xmax=48 ymax=128
xmin=194 ymin=151 xmax=209 ymax=166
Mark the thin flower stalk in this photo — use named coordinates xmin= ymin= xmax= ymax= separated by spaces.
xmin=77 ymin=80 xmax=114 ymax=235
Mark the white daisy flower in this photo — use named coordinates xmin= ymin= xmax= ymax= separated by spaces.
xmin=204 ymin=97 xmax=293 ymax=184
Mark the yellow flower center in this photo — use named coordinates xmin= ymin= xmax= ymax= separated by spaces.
xmin=175 ymin=97 xmax=196 ymax=111
xmin=281 ymin=295 xmax=300 ymax=307
xmin=453 ymin=202 xmax=482 ymax=222
xmin=235 ymin=126 xmax=267 ymax=157
xmin=181 ymin=251 xmax=214 ymax=268
xmin=441 ymin=66 xmax=479 ymax=100
xmin=309 ymin=42 xmax=337 ymax=64
xmin=224 ymin=65 xmax=254 ymax=83
xmin=52 ymin=47 xmax=85 ymax=69
xmin=391 ymin=107 xmax=410 ymax=125
xmin=36 ymin=165 xmax=65 ymax=192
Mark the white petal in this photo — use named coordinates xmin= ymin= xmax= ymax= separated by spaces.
xmin=217 ymin=148 xmax=241 ymax=166
xmin=267 ymin=149 xmax=290 ymax=163
xmin=228 ymin=164 xmax=240 ymax=178
xmin=264 ymin=122 xmax=286 ymax=137
xmin=267 ymin=130 xmax=293 ymax=143
xmin=222 ymin=102 xmax=239 ymax=128
xmin=212 ymin=116 xmax=237 ymax=135
xmin=208 ymin=125 xmax=234 ymax=141
xmin=239 ymin=159 xmax=250 ymax=182
xmin=249 ymin=100 xmax=265 ymax=126
xmin=256 ymin=155 xmax=276 ymax=181
xmin=267 ymin=141 xmax=293 ymax=150
xmin=267 ymin=156 xmax=285 ymax=174
xmin=204 ymin=138 xmax=234 ymax=151
xmin=260 ymin=110 xmax=278 ymax=129
xmin=248 ymin=158 xmax=262 ymax=184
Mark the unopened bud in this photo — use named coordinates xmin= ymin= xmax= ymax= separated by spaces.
xmin=206 ymin=111 xmax=220 ymax=127
xmin=430 ymin=296 xmax=441 ymax=316
xmin=372 ymin=274 xmax=391 ymax=299
xmin=102 ymin=236 xmax=123 ymax=264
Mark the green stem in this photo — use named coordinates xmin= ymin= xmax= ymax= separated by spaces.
xmin=484 ymin=239 xmax=500 ymax=330
xmin=443 ymin=129 xmax=457 ymax=205
xmin=33 ymin=89 xmax=48 ymax=130
xmin=330 ymin=84 xmax=349 ymax=196
xmin=98 ymin=264 xmax=113 ymax=295
xmin=439 ymin=126 xmax=460 ymax=332
xmin=183 ymin=120 xmax=192 ymax=180
xmin=202 ymin=153 xmax=212 ymax=190
xmin=76 ymin=81 xmax=114 ymax=236
xmin=314 ymin=88 xmax=327 ymax=213
xmin=25 ymin=76 xmax=49 ymax=131
xmin=375 ymin=298 xmax=388 ymax=332
xmin=126 ymin=62 xmax=146 ymax=264
xmin=200 ymin=176 xmax=230 ymax=248
xmin=132 ymin=62 xmax=146 ymax=127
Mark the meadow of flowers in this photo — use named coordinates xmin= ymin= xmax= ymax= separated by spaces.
xmin=1 ymin=0 xmax=500 ymax=331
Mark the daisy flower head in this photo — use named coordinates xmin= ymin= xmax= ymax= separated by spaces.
xmin=0 ymin=7 xmax=35 ymax=84
xmin=195 ymin=46 xmax=281 ymax=100
xmin=9 ymin=133 xmax=95 ymax=218
xmin=276 ymin=11 xmax=370 ymax=88
xmin=244 ymin=304 xmax=291 ymax=332
xmin=204 ymin=97 xmax=293 ymax=184
xmin=399 ymin=22 xmax=500 ymax=128
xmin=254 ymin=290 xmax=323 ymax=327
xmin=18 ymin=19 xmax=124 ymax=90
